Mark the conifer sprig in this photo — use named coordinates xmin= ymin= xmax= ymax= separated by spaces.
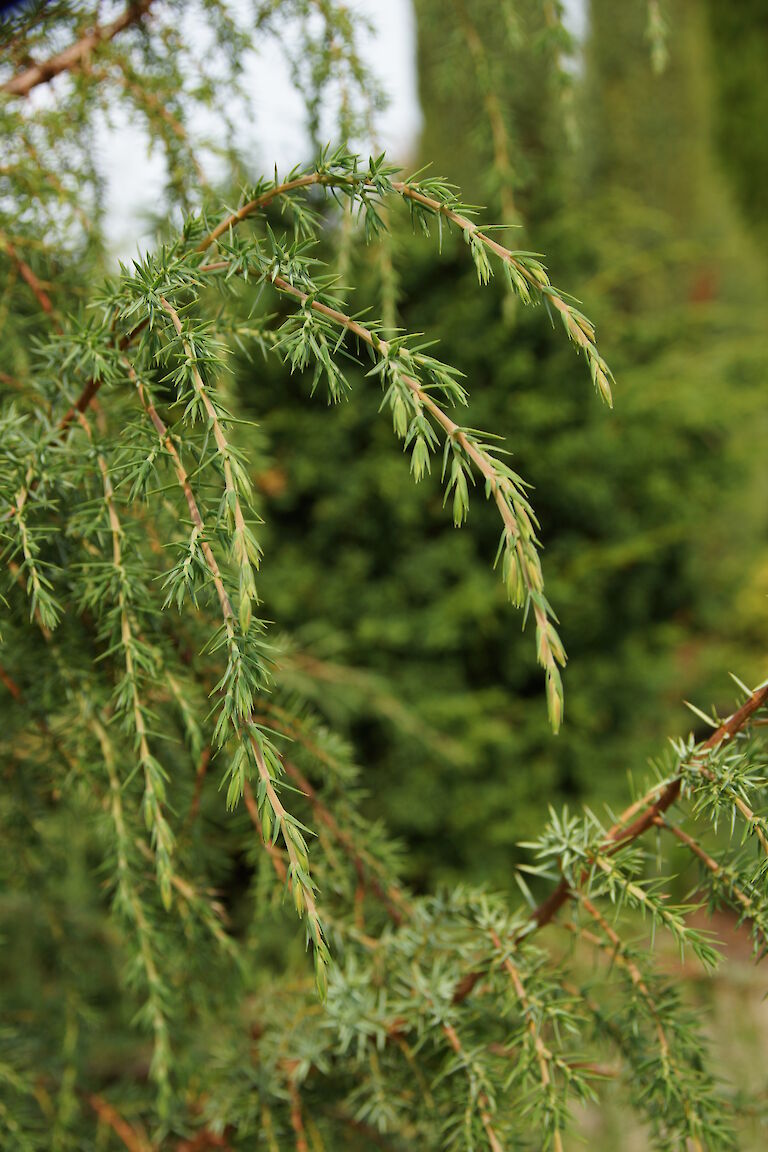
xmin=93 ymin=444 xmax=176 ymax=907
xmin=91 ymin=715 xmax=173 ymax=1112
xmin=129 ymin=361 xmax=330 ymax=984
xmin=259 ymin=271 xmax=568 ymax=727
xmin=198 ymin=151 xmax=615 ymax=404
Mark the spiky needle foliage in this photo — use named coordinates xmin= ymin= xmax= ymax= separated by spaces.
xmin=1 ymin=3 xmax=766 ymax=1149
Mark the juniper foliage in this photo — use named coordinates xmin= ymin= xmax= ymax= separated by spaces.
xmin=1 ymin=3 xmax=767 ymax=1150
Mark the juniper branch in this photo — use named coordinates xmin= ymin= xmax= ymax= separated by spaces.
xmin=1 ymin=0 xmax=155 ymax=98
xmin=528 ymin=682 xmax=768 ymax=935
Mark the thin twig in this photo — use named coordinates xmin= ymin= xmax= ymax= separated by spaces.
xmin=527 ymin=684 xmax=768 ymax=935
xmin=488 ymin=929 xmax=563 ymax=1152
xmin=1 ymin=234 xmax=57 ymax=319
xmin=87 ymin=1093 xmax=152 ymax=1152
xmin=287 ymin=1078 xmax=309 ymax=1152
xmin=244 ymin=779 xmax=288 ymax=884
xmin=442 ymin=1022 xmax=505 ymax=1152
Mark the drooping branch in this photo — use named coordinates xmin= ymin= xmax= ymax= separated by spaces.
xmin=251 ymin=714 xmax=409 ymax=923
xmin=91 ymin=431 xmax=175 ymax=905
xmin=40 ymin=170 xmax=320 ymax=452
xmin=220 ymin=272 xmax=566 ymax=727
xmin=200 ymin=163 xmax=613 ymax=397
xmin=46 ymin=157 xmax=612 ymax=572
xmin=91 ymin=716 xmax=173 ymax=1110
xmin=454 ymin=0 xmax=517 ymax=223
xmin=130 ymin=355 xmax=329 ymax=983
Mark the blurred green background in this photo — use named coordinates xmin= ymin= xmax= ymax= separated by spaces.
xmin=230 ymin=0 xmax=768 ymax=892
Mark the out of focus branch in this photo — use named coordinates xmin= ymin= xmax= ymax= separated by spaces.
xmin=2 ymin=1 xmax=154 ymax=98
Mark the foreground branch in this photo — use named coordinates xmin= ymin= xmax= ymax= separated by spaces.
xmin=528 ymin=682 xmax=768 ymax=934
